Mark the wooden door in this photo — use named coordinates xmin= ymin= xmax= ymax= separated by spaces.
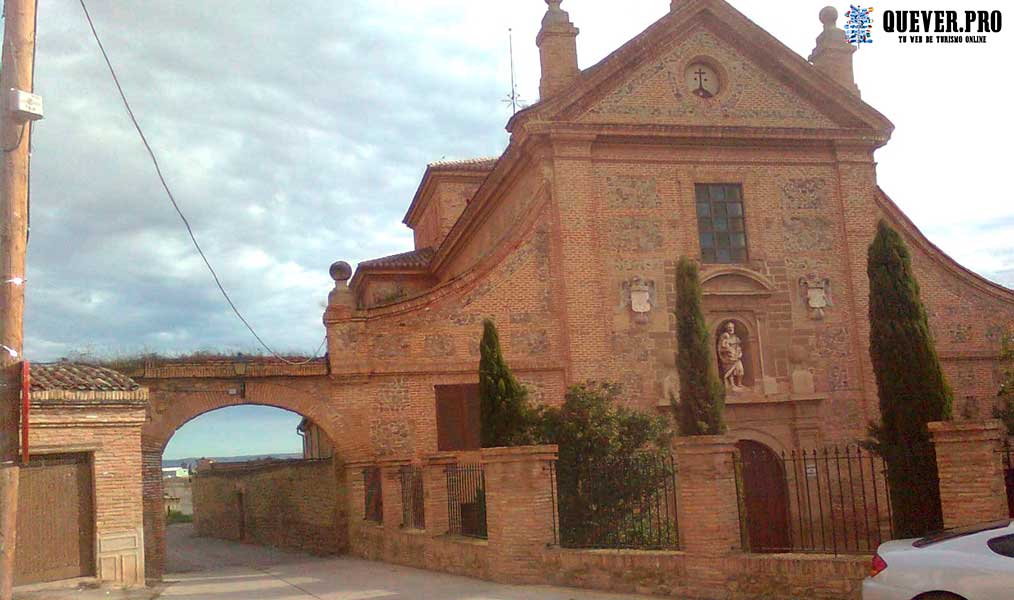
xmin=737 ymin=440 xmax=791 ymax=552
xmin=435 ymin=384 xmax=480 ymax=451
xmin=15 ymin=453 xmax=96 ymax=585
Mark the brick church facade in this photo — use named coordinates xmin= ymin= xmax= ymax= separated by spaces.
xmin=321 ymin=0 xmax=1014 ymax=458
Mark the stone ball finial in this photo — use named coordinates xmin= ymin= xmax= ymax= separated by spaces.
xmin=819 ymin=6 xmax=838 ymax=29
xmin=329 ymin=261 xmax=352 ymax=282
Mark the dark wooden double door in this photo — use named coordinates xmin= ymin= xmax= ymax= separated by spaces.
xmin=15 ymin=453 xmax=96 ymax=585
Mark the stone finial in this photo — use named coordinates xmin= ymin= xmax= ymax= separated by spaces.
xmin=537 ymin=0 xmax=579 ymax=99
xmin=819 ymin=5 xmax=839 ymax=29
xmin=329 ymin=260 xmax=352 ymax=282
xmin=327 ymin=260 xmax=354 ymax=313
xmin=808 ymin=6 xmax=860 ymax=96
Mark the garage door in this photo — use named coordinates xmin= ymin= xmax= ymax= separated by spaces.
xmin=15 ymin=453 xmax=96 ymax=585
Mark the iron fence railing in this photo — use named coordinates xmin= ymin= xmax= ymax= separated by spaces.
xmin=446 ymin=463 xmax=487 ymax=539
xmin=1001 ymin=439 xmax=1014 ymax=518
xmin=363 ymin=466 xmax=383 ymax=523
xmin=735 ymin=444 xmax=894 ymax=555
xmin=400 ymin=465 xmax=425 ymax=529
xmin=551 ymin=453 xmax=679 ymax=550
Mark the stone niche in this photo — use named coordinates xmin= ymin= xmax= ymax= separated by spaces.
xmin=700 ymin=266 xmax=778 ymax=399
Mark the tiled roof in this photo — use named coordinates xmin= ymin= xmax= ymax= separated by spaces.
xmin=358 ymin=247 xmax=435 ymax=271
xmin=31 ymin=362 xmax=141 ymax=392
xmin=426 ymin=157 xmax=499 ymax=172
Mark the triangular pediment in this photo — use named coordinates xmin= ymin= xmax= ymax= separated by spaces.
xmin=578 ymin=27 xmax=837 ymax=129
xmin=508 ymin=0 xmax=892 ymax=137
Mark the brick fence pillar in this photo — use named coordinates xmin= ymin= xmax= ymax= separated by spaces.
xmin=481 ymin=444 xmax=558 ymax=584
xmin=378 ymin=457 xmax=411 ymax=531
xmin=929 ymin=419 xmax=1008 ymax=528
xmin=423 ymin=452 xmax=457 ymax=537
xmin=141 ymin=442 xmax=164 ymax=580
xmin=674 ymin=435 xmax=741 ymax=555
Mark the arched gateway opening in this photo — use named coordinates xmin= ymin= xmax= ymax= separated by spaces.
xmin=161 ymin=405 xmax=341 ymax=574
xmin=134 ymin=358 xmax=346 ymax=579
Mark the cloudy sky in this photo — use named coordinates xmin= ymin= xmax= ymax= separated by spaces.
xmin=23 ymin=1 xmax=1013 ymax=455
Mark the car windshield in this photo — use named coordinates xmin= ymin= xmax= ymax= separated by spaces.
xmin=913 ymin=520 xmax=1012 ymax=548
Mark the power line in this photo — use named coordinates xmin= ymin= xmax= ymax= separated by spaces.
xmin=77 ymin=0 xmax=324 ymax=366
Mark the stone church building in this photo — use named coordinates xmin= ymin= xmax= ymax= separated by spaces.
xmin=321 ymin=0 xmax=1014 ymax=460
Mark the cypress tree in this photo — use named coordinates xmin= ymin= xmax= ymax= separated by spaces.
xmin=867 ymin=220 xmax=951 ymax=537
xmin=674 ymin=256 xmax=726 ymax=435
xmin=479 ymin=318 xmax=531 ymax=447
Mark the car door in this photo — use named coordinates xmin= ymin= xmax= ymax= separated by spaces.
xmin=967 ymin=533 xmax=1014 ymax=600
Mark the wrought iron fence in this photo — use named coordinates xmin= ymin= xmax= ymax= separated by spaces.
xmin=446 ymin=463 xmax=487 ymax=539
xmin=735 ymin=444 xmax=894 ymax=555
xmin=363 ymin=466 xmax=383 ymax=523
xmin=400 ymin=465 xmax=425 ymax=529
xmin=551 ymin=452 xmax=679 ymax=550
xmin=1001 ymin=439 xmax=1014 ymax=518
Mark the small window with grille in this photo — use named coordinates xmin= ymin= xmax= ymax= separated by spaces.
xmin=695 ymin=183 xmax=747 ymax=264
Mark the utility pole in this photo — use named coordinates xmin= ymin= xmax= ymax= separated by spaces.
xmin=0 ymin=0 xmax=39 ymax=596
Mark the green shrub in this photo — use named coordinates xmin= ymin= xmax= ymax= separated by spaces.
xmin=166 ymin=510 xmax=193 ymax=524
xmin=867 ymin=220 xmax=950 ymax=537
xmin=479 ymin=319 xmax=535 ymax=447
xmin=674 ymin=256 xmax=725 ymax=435
xmin=534 ymin=383 xmax=673 ymax=547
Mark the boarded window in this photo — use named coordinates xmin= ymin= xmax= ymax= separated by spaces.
xmin=363 ymin=466 xmax=383 ymax=523
xmin=435 ymin=384 xmax=481 ymax=451
xmin=695 ymin=183 xmax=747 ymax=264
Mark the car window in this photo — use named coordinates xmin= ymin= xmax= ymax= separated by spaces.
xmin=913 ymin=520 xmax=1012 ymax=548
xmin=988 ymin=534 xmax=1014 ymax=558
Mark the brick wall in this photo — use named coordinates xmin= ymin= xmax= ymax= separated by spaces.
xmin=542 ymin=548 xmax=869 ymax=600
xmin=346 ymin=445 xmax=872 ymax=600
xmin=192 ymin=458 xmax=344 ymax=554
xmin=29 ymin=394 xmax=148 ymax=585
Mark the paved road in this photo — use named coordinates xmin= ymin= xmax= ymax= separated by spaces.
xmin=162 ymin=524 xmax=657 ymax=599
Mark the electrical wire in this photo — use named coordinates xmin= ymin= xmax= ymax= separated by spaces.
xmin=1 ymin=122 xmax=25 ymax=152
xmin=77 ymin=0 xmax=325 ymax=366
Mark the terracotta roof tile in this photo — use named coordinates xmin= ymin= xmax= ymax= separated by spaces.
xmin=426 ymin=157 xmax=499 ymax=172
xmin=358 ymin=247 xmax=435 ymax=271
xmin=31 ymin=362 xmax=141 ymax=392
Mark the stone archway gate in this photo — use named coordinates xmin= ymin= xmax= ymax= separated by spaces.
xmin=127 ymin=358 xmax=338 ymax=579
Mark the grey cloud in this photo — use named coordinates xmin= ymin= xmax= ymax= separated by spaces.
xmin=27 ymin=0 xmax=512 ymax=360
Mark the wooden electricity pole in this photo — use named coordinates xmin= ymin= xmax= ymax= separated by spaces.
xmin=0 ymin=0 xmax=38 ymax=596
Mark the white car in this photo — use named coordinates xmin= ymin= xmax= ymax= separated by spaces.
xmin=863 ymin=519 xmax=1014 ymax=600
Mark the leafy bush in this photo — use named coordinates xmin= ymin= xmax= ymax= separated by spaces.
xmin=166 ymin=510 xmax=193 ymax=525
xmin=533 ymin=383 xmax=674 ymax=548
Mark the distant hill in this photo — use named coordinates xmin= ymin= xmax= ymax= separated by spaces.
xmin=163 ymin=453 xmax=302 ymax=468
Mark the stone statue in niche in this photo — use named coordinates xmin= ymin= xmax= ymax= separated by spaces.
xmin=621 ymin=276 xmax=656 ymax=324
xmin=717 ymin=321 xmax=746 ymax=392
xmin=798 ymin=276 xmax=832 ymax=320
